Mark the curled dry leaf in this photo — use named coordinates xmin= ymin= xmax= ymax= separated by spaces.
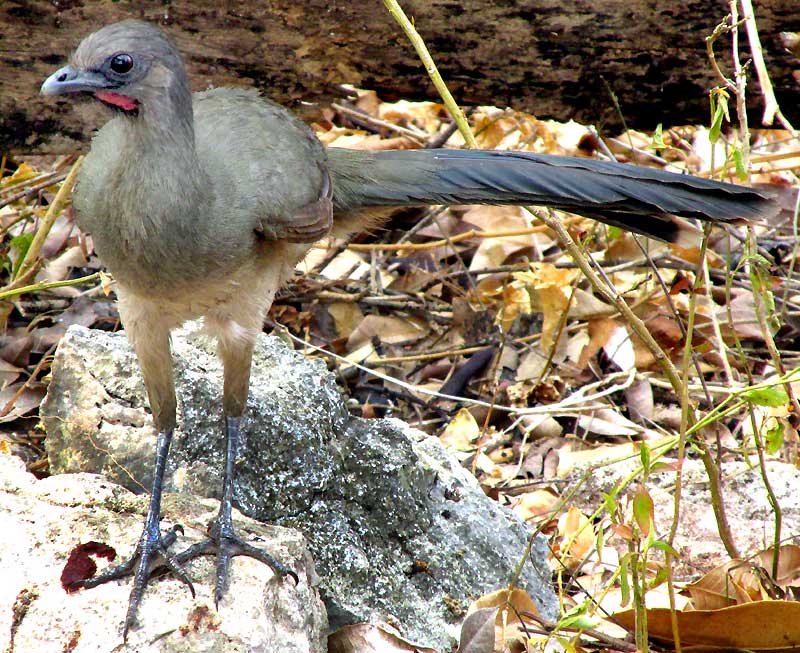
xmin=555 ymin=506 xmax=596 ymax=571
xmin=576 ymin=408 xmax=642 ymax=438
xmin=346 ymin=314 xmax=428 ymax=350
xmin=0 ymin=383 xmax=46 ymax=422
xmin=613 ymin=601 xmax=800 ymax=652
xmin=467 ymin=206 xmax=542 ymax=271
xmin=511 ymin=488 xmax=560 ymax=523
xmin=465 ymin=588 xmax=542 ymax=653
xmin=684 ymin=545 xmax=800 ymax=610
xmin=440 ymin=408 xmax=481 ymax=453
xmin=328 ymin=622 xmax=436 ymax=653
xmin=457 ymin=607 xmax=499 ymax=653
xmin=514 ymin=264 xmax=579 ymax=351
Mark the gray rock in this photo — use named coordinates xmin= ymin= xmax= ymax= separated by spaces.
xmin=0 ymin=454 xmax=326 ymax=653
xmin=41 ymin=324 xmax=557 ymax=650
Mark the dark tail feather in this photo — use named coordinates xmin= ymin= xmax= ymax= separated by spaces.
xmin=327 ymin=148 xmax=776 ymax=242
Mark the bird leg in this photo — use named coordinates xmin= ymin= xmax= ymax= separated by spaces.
xmin=170 ymin=326 xmax=298 ymax=606
xmin=78 ymin=429 xmax=195 ymax=637
xmin=171 ymin=415 xmax=298 ymax=606
xmin=73 ymin=295 xmax=195 ymax=638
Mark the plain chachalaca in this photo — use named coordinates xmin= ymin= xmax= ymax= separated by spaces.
xmin=41 ymin=19 xmax=775 ymax=635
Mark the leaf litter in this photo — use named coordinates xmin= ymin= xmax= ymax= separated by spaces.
xmin=5 ymin=88 xmax=800 ymax=651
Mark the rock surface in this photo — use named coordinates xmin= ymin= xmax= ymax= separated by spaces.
xmin=40 ymin=325 xmax=558 ymax=650
xmin=0 ymin=454 xmax=326 ymax=653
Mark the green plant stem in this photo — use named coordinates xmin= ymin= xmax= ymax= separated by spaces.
xmin=15 ymin=156 xmax=84 ymax=282
xmin=0 ymin=273 xmax=103 ymax=302
xmin=382 ymin=0 xmax=478 ymax=149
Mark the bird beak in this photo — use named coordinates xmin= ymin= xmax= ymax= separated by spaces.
xmin=41 ymin=65 xmax=109 ymax=96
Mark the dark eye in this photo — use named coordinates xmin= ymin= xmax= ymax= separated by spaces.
xmin=109 ymin=53 xmax=134 ymax=74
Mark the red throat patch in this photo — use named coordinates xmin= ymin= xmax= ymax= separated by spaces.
xmin=94 ymin=90 xmax=138 ymax=112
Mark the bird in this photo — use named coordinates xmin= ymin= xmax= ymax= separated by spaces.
xmin=41 ymin=19 xmax=775 ymax=637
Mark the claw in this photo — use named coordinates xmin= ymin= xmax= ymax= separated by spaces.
xmin=75 ymin=520 xmax=192 ymax=640
xmin=172 ymin=524 xmax=297 ymax=609
xmin=76 ymin=419 xmax=295 ymax=637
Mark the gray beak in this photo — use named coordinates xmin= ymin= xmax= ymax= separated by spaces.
xmin=41 ymin=65 xmax=109 ymax=96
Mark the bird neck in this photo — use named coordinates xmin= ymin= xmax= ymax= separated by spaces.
xmin=87 ymin=85 xmax=214 ymax=264
xmin=112 ymin=86 xmax=210 ymax=207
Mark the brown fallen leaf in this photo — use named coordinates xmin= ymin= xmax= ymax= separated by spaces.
xmin=613 ymin=601 xmax=800 ymax=651
xmin=556 ymin=506 xmax=596 ymax=571
xmin=0 ymin=383 xmax=46 ymax=422
xmin=440 ymin=408 xmax=480 ymax=453
xmin=465 ymin=588 xmax=542 ymax=653
xmin=457 ymin=607 xmax=498 ymax=653
xmin=346 ymin=314 xmax=428 ymax=350
xmin=684 ymin=545 xmax=800 ymax=610
xmin=328 ymin=623 xmax=435 ymax=653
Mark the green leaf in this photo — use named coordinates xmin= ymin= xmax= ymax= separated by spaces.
xmin=709 ymin=100 xmax=725 ymax=142
xmin=649 ymin=539 xmax=679 ymax=557
xmin=603 ymin=491 xmax=617 ymax=516
xmin=742 ymin=385 xmax=789 ymax=407
xmin=10 ymin=233 xmax=33 ymax=276
xmin=560 ymin=614 xmax=599 ymax=630
xmin=732 ymin=148 xmax=748 ymax=181
xmin=619 ymin=556 xmax=631 ymax=607
xmin=649 ymin=461 xmax=676 ymax=474
xmin=765 ymin=419 xmax=785 ymax=455
xmin=651 ymin=124 xmax=666 ymax=149
xmin=633 ymin=485 xmax=654 ymax=537
xmin=558 ymin=601 xmax=599 ymax=630
xmin=639 ymin=444 xmax=651 ymax=477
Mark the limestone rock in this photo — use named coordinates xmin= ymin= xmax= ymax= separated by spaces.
xmin=41 ymin=325 xmax=558 ymax=650
xmin=0 ymin=454 xmax=327 ymax=653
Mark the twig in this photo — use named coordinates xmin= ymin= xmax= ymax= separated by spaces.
xmin=382 ymin=0 xmax=478 ymax=149
xmin=739 ymin=0 xmax=797 ymax=132
xmin=282 ymin=327 xmax=635 ymax=415
xmin=331 ymin=101 xmax=429 ymax=142
xmin=14 ymin=156 xmax=84 ymax=282
xmin=0 ymin=273 xmax=103 ymax=302
xmin=0 ymin=171 xmax=68 ymax=209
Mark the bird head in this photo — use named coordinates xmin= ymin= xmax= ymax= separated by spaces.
xmin=41 ymin=19 xmax=190 ymax=119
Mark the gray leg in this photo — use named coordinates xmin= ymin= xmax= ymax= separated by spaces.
xmin=77 ymin=429 xmax=194 ymax=638
xmin=172 ymin=416 xmax=298 ymax=605
xmin=173 ymin=327 xmax=297 ymax=599
xmin=76 ymin=294 xmax=191 ymax=638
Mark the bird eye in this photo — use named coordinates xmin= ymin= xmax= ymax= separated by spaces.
xmin=109 ymin=53 xmax=134 ymax=74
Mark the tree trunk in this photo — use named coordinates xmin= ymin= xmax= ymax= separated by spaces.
xmin=4 ymin=0 xmax=799 ymax=153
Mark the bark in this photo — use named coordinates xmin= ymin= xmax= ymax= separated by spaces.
xmin=3 ymin=0 xmax=799 ymax=153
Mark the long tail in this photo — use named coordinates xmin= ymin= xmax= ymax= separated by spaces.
xmin=326 ymin=148 xmax=776 ymax=243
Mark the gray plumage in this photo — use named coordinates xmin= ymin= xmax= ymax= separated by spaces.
xmin=40 ymin=18 xmax=776 ymax=637
xmin=328 ymin=147 xmax=771 ymax=241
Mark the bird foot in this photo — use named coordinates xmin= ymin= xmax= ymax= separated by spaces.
xmin=77 ymin=522 xmax=195 ymax=639
xmin=172 ymin=518 xmax=299 ymax=607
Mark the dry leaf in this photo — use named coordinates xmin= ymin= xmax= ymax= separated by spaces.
xmin=511 ymin=489 xmax=559 ymax=522
xmin=347 ymin=315 xmax=428 ymax=350
xmin=457 ymin=607 xmax=498 ymax=653
xmin=328 ymin=302 xmax=365 ymax=338
xmin=514 ymin=263 xmax=578 ymax=351
xmin=0 ymin=383 xmax=46 ymax=422
xmin=465 ymin=588 xmax=542 ymax=652
xmin=614 ymin=601 xmax=800 ymax=652
xmin=329 ymin=622 xmax=435 ymax=653
xmin=556 ymin=506 xmax=595 ymax=570
xmin=576 ymin=408 xmax=642 ymax=438
xmin=440 ymin=408 xmax=480 ymax=452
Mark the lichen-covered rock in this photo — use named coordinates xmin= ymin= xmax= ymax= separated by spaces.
xmin=42 ymin=324 xmax=557 ymax=650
